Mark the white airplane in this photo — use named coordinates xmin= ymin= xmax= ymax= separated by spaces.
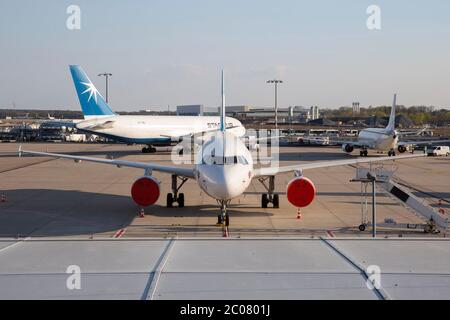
xmin=19 ymin=72 xmax=426 ymax=227
xmin=312 ymin=95 xmax=449 ymax=157
xmin=69 ymin=65 xmax=245 ymax=153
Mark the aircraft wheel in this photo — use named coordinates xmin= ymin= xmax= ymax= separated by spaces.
xmin=358 ymin=224 xmax=366 ymax=232
xmin=217 ymin=214 xmax=223 ymax=224
xmin=273 ymin=194 xmax=280 ymax=208
xmin=178 ymin=193 xmax=185 ymax=208
xmin=142 ymin=147 xmax=149 ymax=153
xmin=262 ymin=194 xmax=268 ymax=208
xmin=166 ymin=193 xmax=174 ymax=208
xmin=364 ymin=150 xmax=368 ymax=157
xmin=225 ymin=214 xmax=230 ymax=227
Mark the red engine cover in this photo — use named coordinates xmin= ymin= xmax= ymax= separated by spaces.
xmin=286 ymin=177 xmax=316 ymax=208
xmin=131 ymin=177 xmax=160 ymax=207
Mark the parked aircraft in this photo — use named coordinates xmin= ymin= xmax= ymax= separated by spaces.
xmin=19 ymin=73 xmax=426 ymax=227
xmin=307 ymin=95 xmax=449 ymax=156
xmin=69 ymin=65 xmax=245 ymax=153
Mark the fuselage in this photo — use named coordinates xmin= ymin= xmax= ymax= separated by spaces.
xmin=358 ymin=128 xmax=398 ymax=151
xmin=194 ymin=131 xmax=253 ymax=201
xmin=76 ymin=115 xmax=245 ymax=145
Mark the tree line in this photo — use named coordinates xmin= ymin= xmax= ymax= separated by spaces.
xmin=322 ymin=105 xmax=450 ymax=126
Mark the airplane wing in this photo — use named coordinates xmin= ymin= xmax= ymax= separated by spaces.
xmin=18 ymin=148 xmax=196 ymax=178
xmin=398 ymin=139 xmax=450 ymax=146
xmin=397 ymin=125 xmax=431 ymax=137
xmin=253 ymin=153 xmax=426 ymax=177
xmin=298 ymin=136 xmax=373 ymax=148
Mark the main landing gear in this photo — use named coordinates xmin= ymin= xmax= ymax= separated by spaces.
xmin=142 ymin=146 xmax=157 ymax=153
xmin=359 ymin=148 xmax=369 ymax=157
xmin=387 ymin=149 xmax=396 ymax=157
xmin=166 ymin=174 xmax=188 ymax=208
xmin=258 ymin=176 xmax=279 ymax=208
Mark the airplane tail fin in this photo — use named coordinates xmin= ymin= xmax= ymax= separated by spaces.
xmin=386 ymin=94 xmax=396 ymax=131
xmin=69 ymin=65 xmax=116 ymax=119
xmin=220 ymin=69 xmax=226 ymax=132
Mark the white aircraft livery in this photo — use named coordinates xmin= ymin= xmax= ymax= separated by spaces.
xmin=20 ymin=72 xmax=426 ymax=228
xmin=70 ymin=65 xmax=245 ymax=153
xmin=319 ymin=94 xmax=449 ymax=157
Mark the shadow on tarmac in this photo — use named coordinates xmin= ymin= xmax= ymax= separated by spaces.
xmin=0 ymin=189 xmax=271 ymax=238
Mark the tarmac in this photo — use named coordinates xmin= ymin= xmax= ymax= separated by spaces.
xmin=0 ymin=142 xmax=448 ymax=239
xmin=1 ymin=142 xmax=449 ymax=299
xmin=1 ymin=237 xmax=450 ymax=299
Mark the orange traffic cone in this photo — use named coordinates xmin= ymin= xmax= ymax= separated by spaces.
xmin=222 ymin=226 xmax=229 ymax=238
xmin=438 ymin=199 xmax=445 ymax=215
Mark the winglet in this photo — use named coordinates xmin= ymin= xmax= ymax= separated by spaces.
xmin=220 ymin=69 xmax=226 ymax=132
xmin=18 ymin=145 xmax=22 ymax=157
xmin=386 ymin=93 xmax=397 ymax=131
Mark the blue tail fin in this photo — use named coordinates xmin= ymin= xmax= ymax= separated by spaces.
xmin=69 ymin=65 xmax=116 ymax=118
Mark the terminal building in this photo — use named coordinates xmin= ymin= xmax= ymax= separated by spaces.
xmin=176 ymin=104 xmax=204 ymax=116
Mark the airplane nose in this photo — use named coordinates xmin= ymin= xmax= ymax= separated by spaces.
xmin=217 ymin=168 xmax=244 ymax=199
xmin=200 ymin=166 xmax=247 ymax=200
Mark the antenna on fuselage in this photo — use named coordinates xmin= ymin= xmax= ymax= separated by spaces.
xmin=220 ymin=70 xmax=226 ymax=132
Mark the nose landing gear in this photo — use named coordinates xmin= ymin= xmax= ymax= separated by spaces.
xmin=166 ymin=175 xmax=188 ymax=208
xmin=217 ymin=200 xmax=230 ymax=237
xmin=387 ymin=149 xmax=396 ymax=156
xmin=258 ymin=176 xmax=279 ymax=208
xmin=359 ymin=148 xmax=369 ymax=157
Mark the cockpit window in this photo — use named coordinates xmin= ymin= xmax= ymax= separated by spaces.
xmin=238 ymin=156 xmax=249 ymax=165
xmin=202 ymin=154 xmax=248 ymax=165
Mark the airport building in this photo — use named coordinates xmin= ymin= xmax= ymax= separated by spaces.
xmin=176 ymin=104 xmax=204 ymax=116
xmin=352 ymin=102 xmax=361 ymax=115
xmin=310 ymin=106 xmax=320 ymax=120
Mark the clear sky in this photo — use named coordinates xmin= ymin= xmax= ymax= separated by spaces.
xmin=1 ymin=0 xmax=449 ymax=111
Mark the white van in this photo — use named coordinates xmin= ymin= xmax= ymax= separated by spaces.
xmin=427 ymin=146 xmax=450 ymax=156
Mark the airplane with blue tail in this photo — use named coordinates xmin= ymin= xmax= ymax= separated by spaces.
xmin=19 ymin=70 xmax=426 ymax=228
xmin=70 ymin=65 xmax=245 ymax=153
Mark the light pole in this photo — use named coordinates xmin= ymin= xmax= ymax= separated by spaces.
xmin=267 ymin=79 xmax=283 ymax=130
xmin=98 ymin=72 xmax=113 ymax=103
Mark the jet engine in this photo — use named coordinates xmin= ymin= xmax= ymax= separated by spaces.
xmin=286 ymin=177 xmax=316 ymax=208
xmin=131 ymin=176 xmax=160 ymax=207
xmin=397 ymin=145 xmax=407 ymax=153
xmin=342 ymin=144 xmax=354 ymax=153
